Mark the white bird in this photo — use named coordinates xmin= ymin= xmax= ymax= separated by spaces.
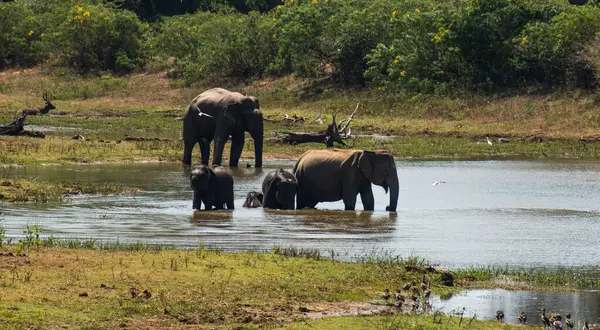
xmin=198 ymin=110 xmax=214 ymax=118
xmin=315 ymin=111 xmax=323 ymax=124
xmin=346 ymin=127 xmax=352 ymax=137
xmin=284 ymin=113 xmax=290 ymax=120
xmin=486 ymin=137 xmax=493 ymax=146
xmin=432 ymin=181 xmax=446 ymax=186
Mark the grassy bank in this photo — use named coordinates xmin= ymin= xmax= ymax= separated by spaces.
xmin=0 ymin=239 xmax=553 ymax=329
xmin=0 ymin=177 xmax=139 ymax=202
xmin=1 ymin=70 xmax=600 ymax=165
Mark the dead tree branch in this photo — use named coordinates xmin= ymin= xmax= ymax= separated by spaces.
xmin=274 ymin=105 xmax=360 ymax=147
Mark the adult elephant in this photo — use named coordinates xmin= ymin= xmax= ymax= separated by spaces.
xmin=181 ymin=88 xmax=263 ymax=168
xmin=293 ymin=149 xmax=398 ymax=212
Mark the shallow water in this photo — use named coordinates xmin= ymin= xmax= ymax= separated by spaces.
xmin=1 ymin=159 xmax=600 ymax=269
xmin=432 ymin=288 xmax=600 ymax=326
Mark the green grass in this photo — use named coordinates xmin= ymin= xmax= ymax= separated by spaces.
xmin=0 ymin=177 xmax=140 ymax=202
xmin=1 ymin=70 xmax=600 ymax=165
xmin=0 ymin=227 xmax=596 ymax=329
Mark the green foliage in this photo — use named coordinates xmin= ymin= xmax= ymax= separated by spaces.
xmin=18 ymin=225 xmax=43 ymax=251
xmin=3 ymin=0 xmax=600 ymax=92
xmin=151 ymin=11 xmax=276 ymax=83
xmin=53 ymin=3 xmax=149 ymax=74
xmin=0 ymin=2 xmax=52 ymax=69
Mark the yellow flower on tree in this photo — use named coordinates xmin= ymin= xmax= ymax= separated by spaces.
xmin=83 ymin=11 xmax=90 ymax=17
xmin=76 ymin=6 xmax=83 ymax=13
xmin=400 ymin=71 xmax=406 ymax=77
xmin=521 ymin=36 xmax=527 ymax=45
xmin=392 ymin=11 xmax=397 ymax=18
xmin=28 ymin=30 xmax=34 ymax=36
xmin=415 ymin=8 xmax=421 ymax=13
xmin=393 ymin=55 xmax=400 ymax=65
xmin=312 ymin=0 xmax=317 ymax=4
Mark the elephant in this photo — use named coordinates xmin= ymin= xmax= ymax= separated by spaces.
xmin=190 ymin=164 xmax=234 ymax=210
xmin=293 ymin=149 xmax=399 ymax=212
xmin=181 ymin=87 xmax=263 ymax=168
xmin=243 ymin=191 xmax=264 ymax=208
xmin=261 ymin=168 xmax=298 ymax=210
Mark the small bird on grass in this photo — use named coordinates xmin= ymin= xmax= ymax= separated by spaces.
xmin=541 ymin=308 xmax=551 ymax=328
xmin=383 ymin=289 xmax=391 ymax=302
xmin=487 ymin=137 xmax=493 ymax=146
xmin=495 ymin=310 xmax=504 ymax=322
xmin=517 ymin=310 xmax=527 ymax=324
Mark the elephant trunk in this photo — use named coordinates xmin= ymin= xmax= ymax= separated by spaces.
xmin=386 ymin=166 xmax=399 ymax=212
xmin=251 ymin=111 xmax=263 ymax=168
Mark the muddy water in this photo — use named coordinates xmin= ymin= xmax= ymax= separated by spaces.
xmin=433 ymin=288 xmax=600 ymax=326
xmin=1 ymin=159 xmax=600 ymax=269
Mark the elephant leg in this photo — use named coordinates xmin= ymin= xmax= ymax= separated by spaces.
xmin=229 ymin=131 xmax=245 ymax=167
xmin=192 ymin=190 xmax=202 ymax=210
xmin=360 ymin=184 xmax=375 ymax=211
xmin=296 ymin=185 xmax=306 ymax=210
xmin=342 ymin=189 xmax=358 ymax=211
xmin=183 ymin=140 xmax=196 ymax=165
xmin=202 ymin=196 xmax=215 ymax=210
xmin=212 ymin=124 xmax=229 ymax=167
xmin=199 ymin=138 xmax=211 ymax=166
xmin=226 ymin=199 xmax=234 ymax=210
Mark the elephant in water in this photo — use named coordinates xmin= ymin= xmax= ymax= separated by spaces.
xmin=261 ymin=168 xmax=298 ymax=210
xmin=190 ymin=165 xmax=234 ymax=210
xmin=243 ymin=191 xmax=264 ymax=208
xmin=293 ymin=149 xmax=399 ymax=212
xmin=181 ymin=88 xmax=263 ymax=168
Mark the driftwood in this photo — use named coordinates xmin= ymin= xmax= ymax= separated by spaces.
xmin=0 ymin=112 xmax=45 ymax=138
xmin=123 ymin=136 xmax=175 ymax=142
xmin=275 ymin=103 xmax=359 ymax=147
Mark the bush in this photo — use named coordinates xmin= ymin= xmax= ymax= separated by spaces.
xmin=0 ymin=2 xmax=52 ymax=69
xmin=515 ymin=5 xmax=600 ymax=87
xmin=52 ymin=3 xmax=148 ymax=74
xmin=150 ymin=11 xmax=276 ymax=84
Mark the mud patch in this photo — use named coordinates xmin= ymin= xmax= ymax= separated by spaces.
xmin=300 ymin=301 xmax=393 ymax=319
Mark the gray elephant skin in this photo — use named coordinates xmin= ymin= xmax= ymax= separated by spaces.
xmin=243 ymin=191 xmax=264 ymax=208
xmin=182 ymin=87 xmax=263 ymax=168
xmin=261 ymin=168 xmax=298 ymax=210
xmin=293 ymin=149 xmax=399 ymax=212
xmin=190 ymin=165 xmax=234 ymax=210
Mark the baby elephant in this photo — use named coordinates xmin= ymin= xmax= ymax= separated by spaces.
xmin=243 ymin=191 xmax=264 ymax=208
xmin=190 ymin=165 xmax=234 ymax=210
xmin=262 ymin=168 xmax=298 ymax=210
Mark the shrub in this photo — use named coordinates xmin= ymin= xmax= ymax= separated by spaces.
xmin=0 ymin=2 xmax=52 ymax=69
xmin=52 ymin=3 xmax=148 ymax=74
xmin=515 ymin=5 xmax=600 ymax=87
xmin=150 ymin=11 xmax=276 ymax=84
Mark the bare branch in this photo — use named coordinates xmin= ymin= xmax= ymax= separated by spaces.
xmin=339 ymin=103 xmax=360 ymax=135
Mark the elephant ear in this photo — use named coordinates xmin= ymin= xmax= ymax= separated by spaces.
xmin=351 ymin=150 xmax=375 ymax=180
xmin=223 ymin=102 xmax=240 ymax=125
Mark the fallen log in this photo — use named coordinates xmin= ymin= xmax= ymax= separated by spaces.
xmin=274 ymin=104 xmax=360 ymax=147
xmin=123 ymin=136 xmax=175 ymax=142
xmin=0 ymin=112 xmax=45 ymax=138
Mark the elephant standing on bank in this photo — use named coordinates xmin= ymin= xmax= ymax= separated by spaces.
xmin=293 ymin=149 xmax=399 ymax=212
xmin=182 ymin=88 xmax=263 ymax=168
xmin=190 ymin=165 xmax=235 ymax=210
xmin=261 ymin=168 xmax=298 ymax=210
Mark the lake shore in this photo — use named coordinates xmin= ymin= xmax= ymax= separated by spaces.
xmin=0 ymin=239 xmax=573 ymax=329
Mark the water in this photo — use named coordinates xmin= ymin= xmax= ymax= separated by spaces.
xmin=433 ymin=288 xmax=600 ymax=326
xmin=1 ymin=159 xmax=600 ymax=269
